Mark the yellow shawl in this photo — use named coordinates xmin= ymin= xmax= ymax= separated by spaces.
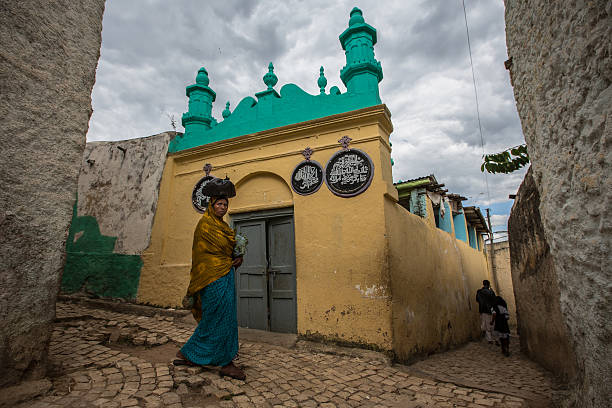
xmin=187 ymin=199 xmax=236 ymax=320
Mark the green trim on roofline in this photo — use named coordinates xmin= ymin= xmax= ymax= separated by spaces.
xmin=395 ymin=179 xmax=432 ymax=199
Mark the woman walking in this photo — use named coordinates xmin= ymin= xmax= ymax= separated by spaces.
xmin=491 ymin=296 xmax=511 ymax=357
xmin=175 ymin=187 xmax=245 ymax=380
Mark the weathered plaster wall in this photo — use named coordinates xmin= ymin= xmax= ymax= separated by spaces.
xmin=61 ymin=133 xmax=174 ymax=299
xmin=485 ymin=240 xmax=517 ymax=328
xmin=0 ymin=0 xmax=105 ymax=385
xmin=505 ymin=2 xmax=611 ymax=405
xmin=78 ymin=133 xmax=175 ymax=254
xmin=508 ymin=168 xmax=577 ymax=382
xmin=386 ymin=201 xmax=489 ymax=361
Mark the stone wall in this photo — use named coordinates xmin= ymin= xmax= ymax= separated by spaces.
xmin=505 ymin=2 xmax=611 ymax=406
xmin=508 ymin=169 xmax=577 ymax=382
xmin=0 ymin=0 xmax=105 ymax=385
xmin=485 ymin=241 xmax=517 ymax=328
xmin=61 ymin=133 xmax=175 ymax=299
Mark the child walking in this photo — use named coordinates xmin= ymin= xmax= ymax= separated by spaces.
xmin=491 ymin=296 xmax=511 ymax=356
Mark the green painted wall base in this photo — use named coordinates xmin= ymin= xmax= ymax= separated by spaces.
xmin=62 ymin=253 xmax=142 ymax=299
xmin=61 ymin=201 xmax=142 ymax=299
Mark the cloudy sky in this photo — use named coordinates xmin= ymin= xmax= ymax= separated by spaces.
xmin=88 ymin=0 xmax=527 ymax=238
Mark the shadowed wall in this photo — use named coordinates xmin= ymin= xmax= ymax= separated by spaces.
xmin=508 ymin=169 xmax=577 ymax=382
xmin=0 ymin=0 xmax=105 ymax=385
xmin=505 ymin=2 xmax=611 ymax=405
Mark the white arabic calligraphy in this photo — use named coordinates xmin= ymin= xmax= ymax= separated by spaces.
xmin=294 ymin=165 xmax=320 ymax=189
xmin=329 ymin=154 xmax=369 ymax=185
xmin=194 ymin=179 xmax=211 ymax=209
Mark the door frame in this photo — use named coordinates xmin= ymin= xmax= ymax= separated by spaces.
xmin=229 ymin=206 xmax=294 ymax=223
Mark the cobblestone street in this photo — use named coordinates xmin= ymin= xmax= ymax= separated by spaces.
xmin=18 ymin=300 xmax=558 ymax=408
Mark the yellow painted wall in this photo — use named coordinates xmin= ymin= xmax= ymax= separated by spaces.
xmin=486 ymin=241 xmax=517 ymax=328
xmin=385 ymin=199 xmax=489 ymax=361
xmin=139 ymin=105 xmax=396 ymax=350
xmin=139 ymin=104 xmax=489 ymax=355
xmin=424 ymin=195 xmax=437 ymax=228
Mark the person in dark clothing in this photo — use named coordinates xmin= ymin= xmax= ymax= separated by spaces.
xmin=491 ymin=296 xmax=511 ymax=356
xmin=476 ymin=280 xmax=496 ymax=343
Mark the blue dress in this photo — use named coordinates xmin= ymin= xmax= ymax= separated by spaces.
xmin=180 ymin=268 xmax=238 ymax=367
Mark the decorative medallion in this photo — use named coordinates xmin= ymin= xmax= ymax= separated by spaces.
xmin=324 ymin=137 xmax=374 ymax=197
xmin=339 ymin=135 xmax=352 ymax=149
xmin=192 ymin=164 xmax=214 ymax=212
xmin=291 ymin=147 xmax=324 ymax=196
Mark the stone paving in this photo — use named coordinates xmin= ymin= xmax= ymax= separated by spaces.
xmin=406 ymin=342 xmax=552 ymax=404
xmin=16 ymin=301 xmax=558 ymax=407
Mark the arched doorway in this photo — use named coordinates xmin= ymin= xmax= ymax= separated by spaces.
xmin=230 ymin=172 xmax=296 ymax=333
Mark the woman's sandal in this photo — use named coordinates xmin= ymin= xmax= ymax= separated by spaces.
xmin=173 ymin=359 xmax=196 ymax=366
xmin=173 ymin=351 xmax=197 ymax=367
xmin=219 ymin=362 xmax=246 ymax=381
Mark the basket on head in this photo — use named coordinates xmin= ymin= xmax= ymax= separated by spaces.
xmin=201 ymin=177 xmax=236 ymax=198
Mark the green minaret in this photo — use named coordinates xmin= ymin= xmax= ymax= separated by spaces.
xmin=182 ymin=67 xmax=216 ymax=138
xmin=339 ymin=7 xmax=383 ymax=98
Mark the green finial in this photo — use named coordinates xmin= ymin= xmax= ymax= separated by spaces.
xmin=339 ymin=7 xmax=383 ymax=97
xmin=222 ymin=101 xmax=231 ymax=119
xmin=348 ymin=7 xmax=364 ymax=26
xmin=182 ymin=66 xmax=216 ymax=136
xmin=195 ymin=67 xmax=210 ymax=86
xmin=317 ymin=66 xmax=327 ymax=94
xmin=263 ymin=62 xmax=278 ymax=90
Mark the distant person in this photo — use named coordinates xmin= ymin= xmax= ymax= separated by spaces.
xmin=491 ymin=296 xmax=511 ymax=356
xmin=476 ymin=280 xmax=496 ymax=344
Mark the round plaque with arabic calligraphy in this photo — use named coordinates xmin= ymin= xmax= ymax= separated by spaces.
xmin=324 ymin=149 xmax=374 ymax=197
xmin=192 ymin=176 xmax=214 ymax=212
xmin=291 ymin=160 xmax=324 ymax=195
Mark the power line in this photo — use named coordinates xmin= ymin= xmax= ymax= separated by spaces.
xmin=461 ymin=0 xmax=492 ymax=208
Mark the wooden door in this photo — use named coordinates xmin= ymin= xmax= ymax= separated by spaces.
xmin=234 ymin=219 xmax=268 ymax=330
xmin=233 ymin=209 xmax=296 ymax=333
xmin=267 ymin=216 xmax=297 ymax=333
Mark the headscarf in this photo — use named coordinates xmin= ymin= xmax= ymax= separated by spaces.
xmin=187 ymin=197 xmax=236 ymax=320
xmin=494 ymin=296 xmax=507 ymax=308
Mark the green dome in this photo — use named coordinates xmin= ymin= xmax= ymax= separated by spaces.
xmin=263 ymin=62 xmax=278 ymax=89
xmin=195 ymin=67 xmax=210 ymax=86
xmin=349 ymin=7 xmax=364 ymax=26
xmin=317 ymin=66 xmax=327 ymax=93
xmin=222 ymin=101 xmax=231 ymax=119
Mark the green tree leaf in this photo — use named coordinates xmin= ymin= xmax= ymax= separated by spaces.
xmin=481 ymin=143 xmax=530 ymax=174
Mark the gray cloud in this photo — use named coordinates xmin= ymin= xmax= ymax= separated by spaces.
xmin=88 ymin=0 xmax=526 ymax=228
